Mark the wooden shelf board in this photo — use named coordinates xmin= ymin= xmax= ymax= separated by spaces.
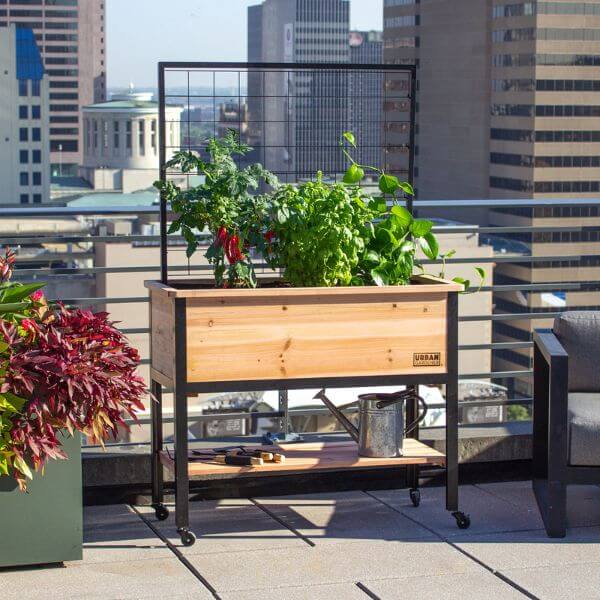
xmin=160 ymin=439 xmax=445 ymax=478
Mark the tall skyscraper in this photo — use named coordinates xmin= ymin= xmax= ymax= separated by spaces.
xmin=349 ymin=30 xmax=384 ymax=174
xmin=0 ymin=25 xmax=50 ymax=205
xmin=0 ymin=0 xmax=106 ymax=177
xmin=247 ymin=0 xmax=351 ymax=180
xmin=384 ymin=0 xmax=600 ymax=394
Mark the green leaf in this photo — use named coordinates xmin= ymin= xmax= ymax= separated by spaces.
xmin=369 ymin=197 xmax=388 ymax=215
xmin=410 ymin=219 xmax=433 ymax=237
xmin=0 ymin=283 xmax=45 ymax=304
xmin=379 ymin=173 xmax=400 ymax=195
xmin=475 ymin=267 xmax=486 ymax=281
xmin=364 ymin=250 xmax=381 ymax=263
xmin=343 ymin=163 xmax=364 ymax=185
xmin=0 ymin=302 xmax=30 ymax=314
xmin=13 ymin=455 xmax=32 ymax=480
xmin=390 ymin=205 xmax=412 ymax=228
xmin=399 ymin=240 xmax=415 ymax=253
xmin=342 ymin=131 xmax=357 ymax=148
xmin=398 ymin=181 xmax=415 ymax=196
xmin=371 ymin=266 xmax=390 ymax=287
xmin=418 ymin=232 xmax=439 ymax=260
xmin=452 ymin=277 xmax=469 ymax=292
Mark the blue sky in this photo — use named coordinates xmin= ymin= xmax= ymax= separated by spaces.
xmin=107 ymin=0 xmax=383 ymax=88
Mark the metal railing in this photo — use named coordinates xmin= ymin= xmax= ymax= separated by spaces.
xmin=4 ymin=197 xmax=599 ymax=445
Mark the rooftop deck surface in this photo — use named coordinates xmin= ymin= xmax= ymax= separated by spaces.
xmin=4 ymin=481 xmax=600 ymax=599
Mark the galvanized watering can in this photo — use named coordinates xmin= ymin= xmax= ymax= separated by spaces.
xmin=314 ymin=389 xmax=428 ymax=458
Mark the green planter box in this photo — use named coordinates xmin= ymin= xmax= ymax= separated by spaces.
xmin=0 ymin=432 xmax=82 ymax=568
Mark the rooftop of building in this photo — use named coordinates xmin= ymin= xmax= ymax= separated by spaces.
xmin=8 ymin=480 xmax=600 ymax=600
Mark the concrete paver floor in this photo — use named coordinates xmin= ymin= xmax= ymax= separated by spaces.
xmin=4 ymin=481 xmax=600 ymax=600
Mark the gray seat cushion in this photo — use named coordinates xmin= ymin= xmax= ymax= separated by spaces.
xmin=569 ymin=393 xmax=600 ymax=466
xmin=554 ymin=311 xmax=600 ymax=392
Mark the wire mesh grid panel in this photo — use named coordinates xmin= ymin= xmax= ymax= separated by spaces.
xmin=158 ymin=62 xmax=416 ymax=282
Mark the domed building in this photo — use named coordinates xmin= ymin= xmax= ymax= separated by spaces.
xmin=79 ymin=89 xmax=183 ymax=193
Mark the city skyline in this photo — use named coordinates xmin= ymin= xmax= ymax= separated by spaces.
xmin=106 ymin=0 xmax=383 ymax=89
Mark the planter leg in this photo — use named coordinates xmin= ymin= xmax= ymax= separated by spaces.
xmin=406 ymin=386 xmax=420 ymax=505
xmin=173 ymin=298 xmax=194 ymax=545
xmin=151 ymin=379 xmax=168 ymax=520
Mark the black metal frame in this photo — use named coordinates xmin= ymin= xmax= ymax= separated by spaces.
xmin=532 ymin=329 xmax=600 ymax=538
xmin=157 ymin=61 xmax=417 ymax=283
xmin=151 ymin=61 xmax=467 ymax=546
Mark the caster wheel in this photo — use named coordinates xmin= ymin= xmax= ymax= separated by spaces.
xmin=154 ymin=504 xmax=169 ymax=521
xmin=178 ymin=529 xmax=196 ymax=547
xmin=453 ymin=511 xmax=471 ymax=530
xmin=409 ymin=488 xmax=421 ymax=507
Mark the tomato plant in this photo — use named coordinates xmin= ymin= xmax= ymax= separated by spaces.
xmin=155 ymin=131 xmax=277 ymax=288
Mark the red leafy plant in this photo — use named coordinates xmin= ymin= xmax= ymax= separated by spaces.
xmin=0 ymin=249 xmax=146 ymax=490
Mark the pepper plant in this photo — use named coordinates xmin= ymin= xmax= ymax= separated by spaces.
xmin=155 ymin=131 xmax=278 ymax=288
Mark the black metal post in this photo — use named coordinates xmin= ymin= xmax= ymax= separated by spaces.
xmin=173 ymin=298 xmax=194 ymax=545
xmin=150 ymin=379 xmax=165 ymax=511
xmin=158 ymin=63 xmax=168 ymax=284
xmin=407 ymin=65 xmax=417 ymax=214
xmin=278 ymin=389 xmax=290 ymax=439
xmin=445 ymin=291 xmax=459 ymax=513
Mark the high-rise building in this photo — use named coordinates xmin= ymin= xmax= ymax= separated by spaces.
xmin=0 ymin=0 xmax=106 ymax=177
xmin=247 ymin=0 xmax=351 ymax=180
xmin=384 ymin=0 xmax=600 ymax=394
xmin=0 ymin=25 xmax=50 ymax=205
xmin=349 ymin=30 xmax=384 ymax=174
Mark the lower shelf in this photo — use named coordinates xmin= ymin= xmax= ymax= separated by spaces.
xmin=160 ymin=439 xmax=445 ymax=478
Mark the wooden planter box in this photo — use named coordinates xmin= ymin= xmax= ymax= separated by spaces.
xmin=0 ymin=432 xmax=82 ymax=568
xmin=146 ymin=276 xmax=462 ymax=387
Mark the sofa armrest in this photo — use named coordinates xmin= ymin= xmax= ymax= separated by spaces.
xmin=533 ymin=329 xmax=569 ymax=481
xmin=533 ymin=329 xmax=568 ymax=365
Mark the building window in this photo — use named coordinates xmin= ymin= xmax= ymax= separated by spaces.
xmin=19 ymin=105 xmax=28 ymax=119
xmin=102 ymin=120 xmax=108 ymax=151
xmin=33 ymin=194 xmax=42 ymax=204
xmin=151 ymin=119 xmax=157 ymax=153
xmin=20 ymin=172 xmax=29 ymax=186
xmin=93 ymin=119 xmax=98 ymax=149
xmin=32 ymin=150 xmax=41 ymax=163
xmin=31 ymin=105 xmax=40 ymax=119
xmin=32 ymin=128 xmax=41 ymax=141
xmin=113 ymin=121 xmax=120 ymax=149
xmin=84 ymin=118 xmax=89 ymax=148
xmin=18 ymin=80 xmax=28 ymax=97
xmin=19 ymin=150 xmax=28 ymax=164
xmin=32 ymin=172 xmax=41 ymax=186
xmin=139 ymin=120 xmax=145 ymax=155
xmin=19 ymin=128 xmax=28 ymax=142
xmin=126 ymin=120 xmax=132 ymax=149
xmin=20 ymin=194 xmax=29 ymax=204
xmin=31 ymin=80 xmax=40 ymax=97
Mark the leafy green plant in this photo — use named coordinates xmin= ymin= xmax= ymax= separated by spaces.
xmin=264 ymin=171 xmax=381 ymax=286
xmin=341 ymin=133 xmax=485 ymax=290
xmin=154 ymin=131 xmax=277 ymax=288
xmin=0 ymin=248 xmax=146 ymax=491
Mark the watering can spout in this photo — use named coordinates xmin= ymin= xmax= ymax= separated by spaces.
xmin=313 ymin=389 xmax=359 ymax=443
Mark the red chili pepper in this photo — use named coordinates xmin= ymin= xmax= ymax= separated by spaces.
xmin=264 ymin=230 xmax=275 ymax=243
xmin=215 ymin=226 xmax=228 ymax=248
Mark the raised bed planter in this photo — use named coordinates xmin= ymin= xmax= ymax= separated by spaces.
xmin=0 ymin=432 xmax=82 ymax=568
xmin=146 ymin=275 xmax=462 ymax=388
xmin=146 ymin=275 xmax=469 ymax=546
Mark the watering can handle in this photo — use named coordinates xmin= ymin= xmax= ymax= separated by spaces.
xmin=404 ymin=394 xmax=428 ymax=436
